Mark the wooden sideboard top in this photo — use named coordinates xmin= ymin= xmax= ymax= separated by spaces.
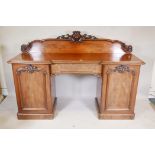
xmin=8 ymin=31 xmax=145 ymax=65
xmin=8 ymin=53 xmax=144 ymax=65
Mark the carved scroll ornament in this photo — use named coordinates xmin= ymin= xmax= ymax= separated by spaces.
xmin=57 ymin=31 xmax=132 ymax=52
xmin=107 ymin=65 xmax=135 ymax=75
xmin=16 ymin=64 xmax=46 ymax=75
xmin=114 ymin=65 xmax=130 ymax=73
xmin=21 ymin=44 xmax=32 ymax=53
xmin=57 ymin=31 xmax=97 ymax=42
xmin=20 ymin=31 xmax=132 ymax=53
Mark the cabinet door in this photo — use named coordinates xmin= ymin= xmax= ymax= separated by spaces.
xmin=101 ymin=64 xmax=140 ymax=113
xmin=12 ymin=64 xmax=52 ymax=114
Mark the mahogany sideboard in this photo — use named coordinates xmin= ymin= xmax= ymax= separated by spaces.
xmin=8 ymin=31 xmax=145 ymax=120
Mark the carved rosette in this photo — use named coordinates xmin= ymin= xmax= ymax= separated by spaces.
xmin=107 ymin=65 xmax=135 ymax=75
xmin=16 ymin=64 xmax=46 ymax=75
xmin=57 ymin=31 xmax=97 ymax=42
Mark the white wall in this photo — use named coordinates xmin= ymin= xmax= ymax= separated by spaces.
xmin=0 ymin=26 xmax=154 ymax=98
xmin=151 ymin=62 xmax=155 ymax=90
xmin=0 ymin=45 xmax=8 ymax=95
xmin=149 ymin=61 xmax=155 ymax=98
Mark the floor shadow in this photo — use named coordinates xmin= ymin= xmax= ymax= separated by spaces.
xmin=150 ymin=102 xmax=155 ymax=111
xmin=56 ymin=97 xmax=73 ymax=112
xmin=82 ymin=98 xmax=97 ymax=117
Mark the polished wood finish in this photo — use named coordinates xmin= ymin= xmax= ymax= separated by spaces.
xmin=20 ymin=31 xmax=132 ymax=54
xmin=8 ymin=31 xmax=144 ymax=120
xmin=8 ymin=53 xmax=143 ymax=65
xmin=96 ymin=64 xmax=140 ymax=119
xmin=51 ymin=64 xmax=102 ymax=75
xmin=12 ymin=64 xmax=56 ymax=119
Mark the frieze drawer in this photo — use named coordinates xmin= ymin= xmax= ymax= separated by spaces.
xmin=51 ymin=64 xmax=102 ymax=75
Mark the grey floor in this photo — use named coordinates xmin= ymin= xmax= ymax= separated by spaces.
xmin=0 ymin=96 xmax=155 ymax=129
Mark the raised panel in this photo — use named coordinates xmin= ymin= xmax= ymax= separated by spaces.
xmin=13 ymin=64 xmax=52 ymax=114
xmin=105 ymin=65 xmax=136 ymax=111
xmin=106 ymin=71 xmax=133 ymax=110
xmin=42 ymin=40 xmax=116 ymax=53
xmin=17 ymin=71 xmax=47 ymax=110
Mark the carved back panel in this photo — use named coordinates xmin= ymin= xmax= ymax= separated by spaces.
xmin=21 ymin=31 xmax=132 ymax=54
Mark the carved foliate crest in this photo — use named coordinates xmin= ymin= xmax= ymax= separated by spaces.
xmin=57 ymin=31 xmax=97 ymax=42
xmin=114 ymin=65 xmax=130 ymax=73
xmin=107 ymin=65 xmax=135 ymax=75
xmin=16 ymin=64 xmax=45 ymax=75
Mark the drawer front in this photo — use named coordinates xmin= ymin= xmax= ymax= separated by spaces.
xmin=51 ymin=64 xmax=102 ymax=75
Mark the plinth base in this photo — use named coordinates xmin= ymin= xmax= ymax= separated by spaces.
xmin=95 ymin=98 xmax=135 ymax=120
xmin=17 ymin=98 xmax=57 ymax=120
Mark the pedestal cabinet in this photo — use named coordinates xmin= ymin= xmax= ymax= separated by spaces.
xmin=12 ymin=64 xmax=56 ymax=119
xmin=96 ymin=64 xmax=140 ymax=119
